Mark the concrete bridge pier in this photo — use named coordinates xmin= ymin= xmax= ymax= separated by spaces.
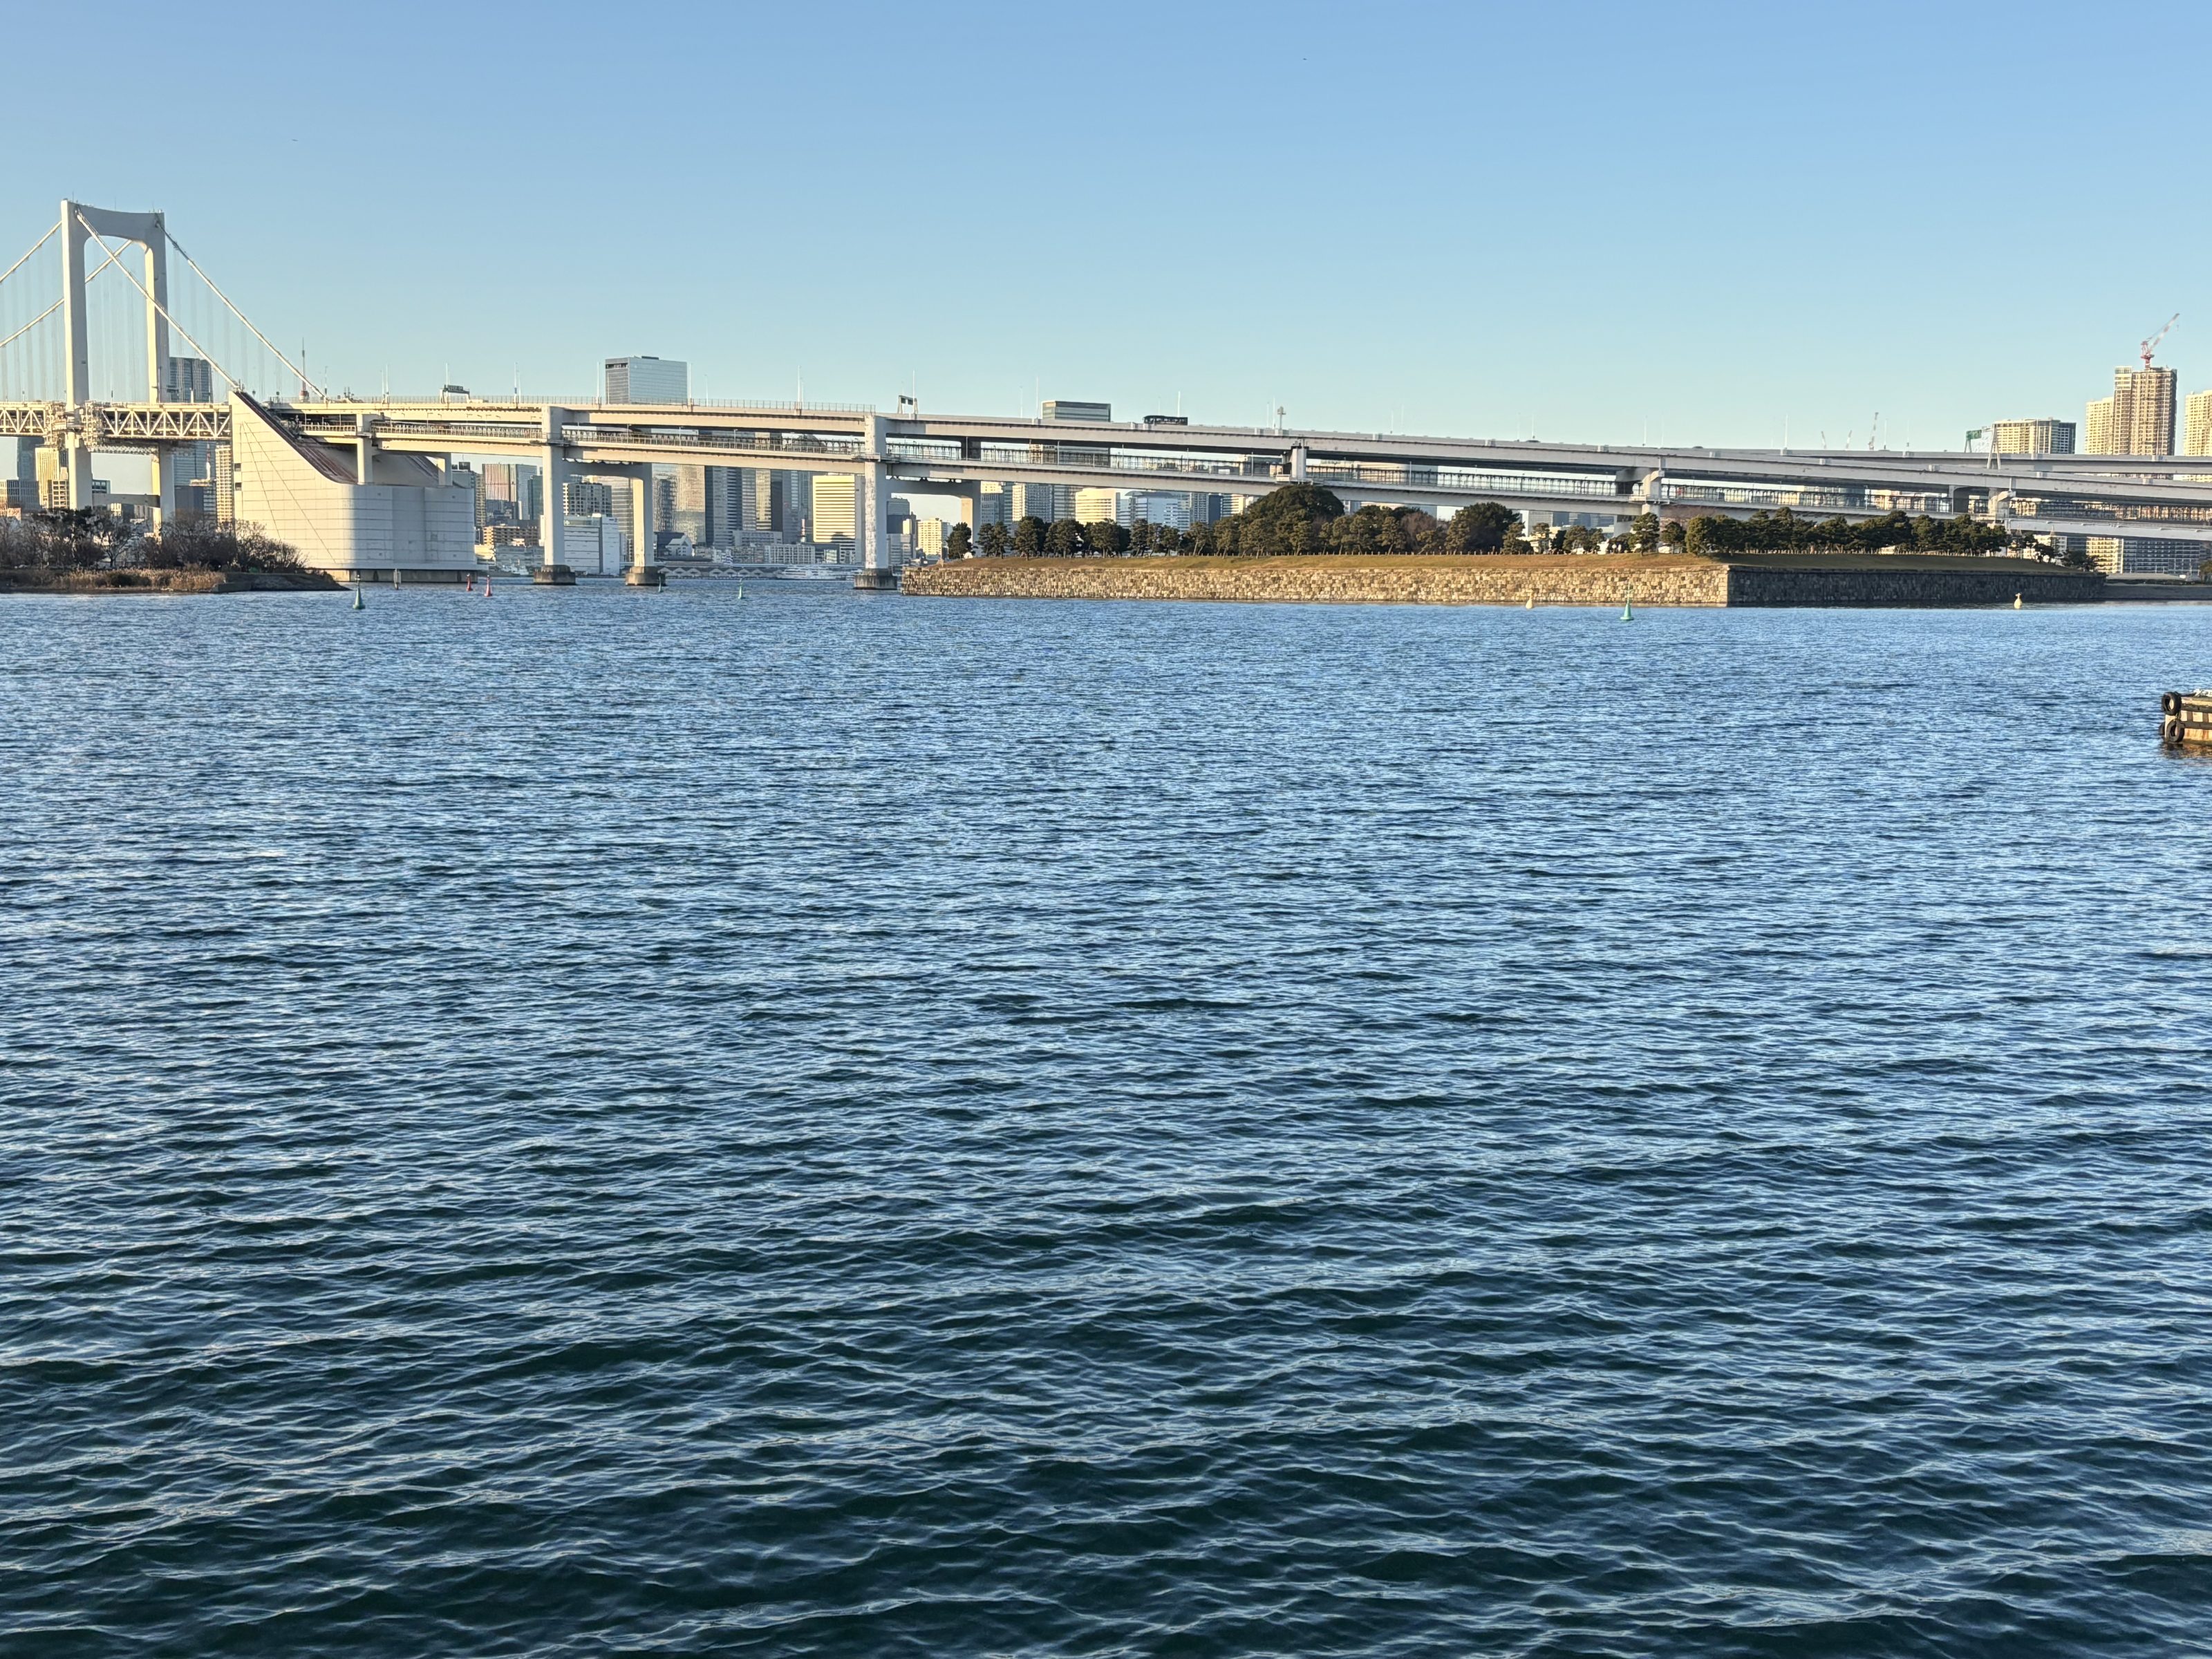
xmin=624 ymin=466 xmax=662 ymax=585
xmin=149 ymin=447 xmax=175 ymax=534
xmin=854 ymin=413 xmax=897 ymax=590
xmin=535 ymin=406 xmax=576 ymax=584
xmin=59 ymin=436 xmax=94 ymax=512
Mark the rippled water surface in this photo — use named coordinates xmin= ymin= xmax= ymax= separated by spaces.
xmin=5 ymin=581 xmax=2211 ymax=1656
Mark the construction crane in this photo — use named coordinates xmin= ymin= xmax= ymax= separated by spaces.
xmin=2141 ymin=312 xmax=2180 ymax=371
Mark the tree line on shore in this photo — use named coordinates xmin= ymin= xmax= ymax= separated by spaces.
xmin=960 ymin=488 xmax=1552 ymax=561
xmin=1677 ymin=507 xmax=2023 ymax=557
xmin=0 ymin=510 xmax=305 ymax=574
xmin=941 ymin=486 xmax=2045 ymax=561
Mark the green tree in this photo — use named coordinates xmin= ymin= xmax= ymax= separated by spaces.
xmin=1326 ymin=505 xmax=1394 ymax=555
xmin=1660 ymin=519 xmax=1688 ymax=550
xmin=1012 ymin=516 xmax=1047 ymax=556
xmin=944 ymin=523 xmax=973 ymax=559
xmin=1627 ymin=510 xmax=1660 ymax=553
xmin=1129 ymin=520 xmax=1156 ymax=554
xmin=977 ymin=521 xmax=1009 ymax=557
xmin=1445 ymin=501 xmax=1519 ymax=554
xmin=1235 ymin=482 xmax=1344 ymax=556
xmin=1085 ymin=518 xmax=1127 ymax=556
xmin=1045 ymin=517 xmax=1085 ymax=558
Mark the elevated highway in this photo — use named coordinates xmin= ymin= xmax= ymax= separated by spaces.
xmin=15 ymin=389 xmax=2212 ymax=565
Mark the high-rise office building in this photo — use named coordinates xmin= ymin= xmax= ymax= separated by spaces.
xmin=2085 ymin=366 xmax=2176 ymax=456
xmin=7 ymin=438 xmax=35 ymax=509
xmin=449 ymin=461 xmax=485 ymax=533
xmin=603 ymin=355 xmax=688 ymax=404
xmin=740 ymin=469 xmax=777 ymax=536
xmin=565 ymin=479 xmax=615 ymax=517
xmin=666 ymin=465 xmax=743 ymax=547
xmin=165 ymin=355 xmax=216 ymax=402
xmin=738 ymin=469 xmax=812 ymax=540
xmin=1131 ymin=491 xmax=1192 ymax=530
xmin=671 ymin=466 xmax=709 ymax=545
xmin=811 ymin=474 xmax=856 ymax=546
xmin=1072 ymin=487 xmax=1121 ymax=524
xmin=653 ymin=470 xmax=677 ymax=547
xmin=481 ymin=462 xmax=543 ymax=537
xmin=1990 ymin=418 xmax=2076 ymax=456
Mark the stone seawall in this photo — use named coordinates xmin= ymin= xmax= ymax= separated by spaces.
xmin=902 ymin=556 xmax=2108 ymax=608
xmin=903 ymin=556 xmax=1728 ymax=607
xmin=1726 ymin=565 xmax=2104 ymax=607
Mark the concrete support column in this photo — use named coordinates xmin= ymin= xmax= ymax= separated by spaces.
xmin=538 ymin=406 xmax=571 ymax=580
xmin=62 ymin=438 xmax=92 ymax=512
xmin=860 ymin=463 xmax=888 ymax=570
xmin=854 ymin=413 xmax=896 ymax=588
xmin=59 ymin=202 xmax=91 ymax=411
xmin=624 ymin=467 xmax=658 ymax=584
xmin=151 ymin=448 xmax=174 ymax=534
xmin=1290 ymin=444 xmax=1307 ymax=481
xmin=355 ymin=415 xmax=375 ymax=485
xmin=143 ymin=215 xmax=169 ymax=405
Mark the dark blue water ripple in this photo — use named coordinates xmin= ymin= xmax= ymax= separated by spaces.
xmin=3 ymin=584 xmax=2211 ymax=1656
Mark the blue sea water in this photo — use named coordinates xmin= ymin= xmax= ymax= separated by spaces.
xmin=3 ymin=581 xmax=2210 ymax=1657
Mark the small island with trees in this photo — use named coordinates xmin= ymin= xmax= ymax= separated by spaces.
xmin=0 ymin=512 xmax=337 ymax=594
xmin=906 ymin=485 xmax=2106 ymax=608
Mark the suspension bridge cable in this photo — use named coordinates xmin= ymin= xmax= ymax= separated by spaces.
xmin=0 ymin=223 xmax=57 ymax=295
xmin=0 ymin=238 xmax=133 ymax=382
xmin=0 ymin=299 xmax=62 ymax=356
xmin=82 ymin=230 xmax=241 ymax=397
xmin=156 ymin=225 xmax=324 ymax=397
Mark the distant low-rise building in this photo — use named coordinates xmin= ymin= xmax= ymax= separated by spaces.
xmin=2087 ymin=536 xmax=2202 ymax=578
xmin=1990 ymin=418 xmax=2076 ymax=456
xmin=562 ymin=514 xmax=627 ymax=575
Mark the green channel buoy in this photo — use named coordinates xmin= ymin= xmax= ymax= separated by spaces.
xmin=352 ymin=582 xmax=363 ymax=610
xmin=1621 ymin=590 xmax=1633 ymax=621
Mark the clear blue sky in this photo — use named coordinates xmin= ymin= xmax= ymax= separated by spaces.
xmin=12 ymin=0 xmax=2209 ymax=448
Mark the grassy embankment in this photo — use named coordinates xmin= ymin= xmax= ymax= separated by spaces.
xmin=0 ymin=567 xmax=341 ymax=594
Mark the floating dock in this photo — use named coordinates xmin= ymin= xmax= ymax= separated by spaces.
xmin=2161 ymin=692 xmax=2212 ymax=749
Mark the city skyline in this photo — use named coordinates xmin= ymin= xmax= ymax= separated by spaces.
xmin=7 ymin=0 xmax=2207 ymax=451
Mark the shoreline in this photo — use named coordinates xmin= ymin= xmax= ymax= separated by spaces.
xmin=901 ymin=553 xmax=2109 ymax=608
xmin=0 ymin=568 xmax=344 ymax=596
